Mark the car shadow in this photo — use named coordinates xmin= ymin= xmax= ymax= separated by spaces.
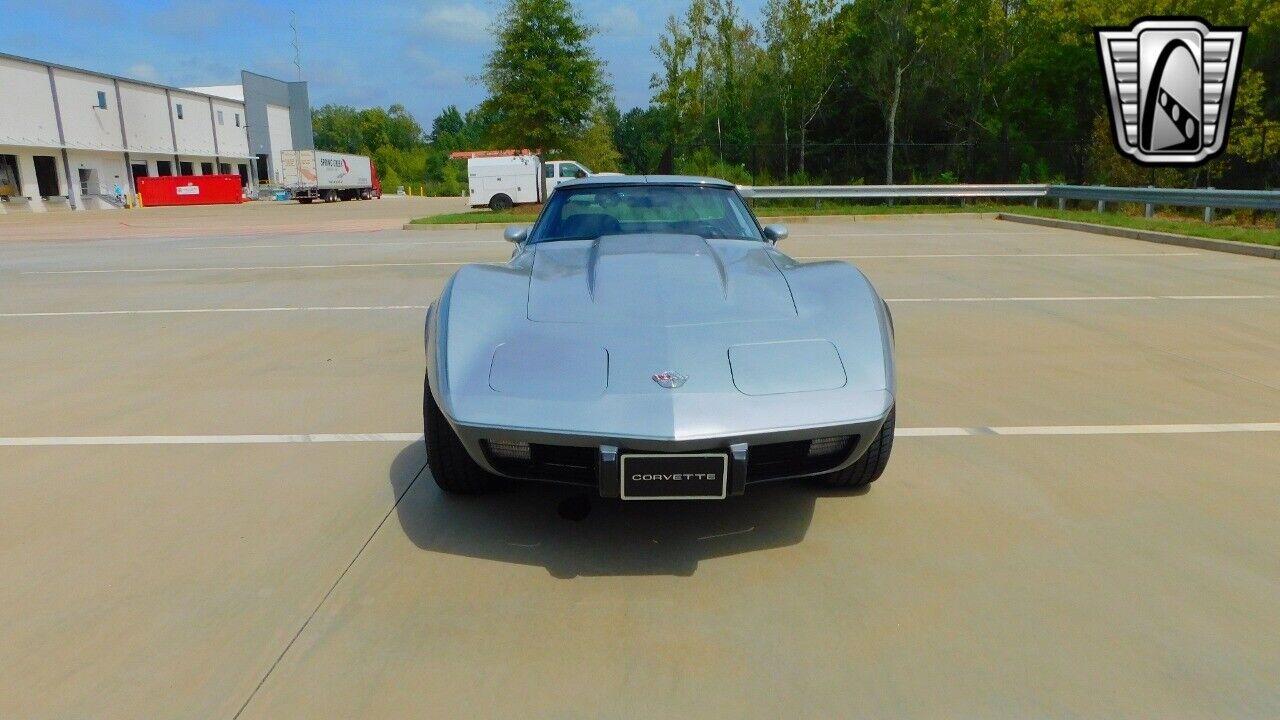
xmin=389 ymin=441 xmax=869 ymax=578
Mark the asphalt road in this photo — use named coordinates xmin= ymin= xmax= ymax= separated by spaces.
xmin=1 ymin=212 xmax=1278 ymax=719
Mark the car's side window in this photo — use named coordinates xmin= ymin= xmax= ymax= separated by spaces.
xmin=559 ymin=163 xmax=581 ymax=177
xmin=544 ymin=164 xmax=555 ymax=178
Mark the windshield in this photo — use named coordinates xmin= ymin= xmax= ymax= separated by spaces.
xmin=528 ymin=185 xmax=763 ymax=243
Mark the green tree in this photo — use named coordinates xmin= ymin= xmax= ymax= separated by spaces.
xmin=847 ymin=0 xmax=931 ymax=184
xmin=615 ymin=106 xmax=667 ymax=173
xmin=651 ymin=14 xmax=695 ymax=150
xmin=762 ymin=0 xmax=838 ymax=175
xmin=1227 ymin=69 xmax=1280 ymax=165
xmin=480 ymin=0 xmax=610 ymax=152
xmin=312 ymin=104 xmax=424 ymax=154
xmin=312 ymin=105 xmax=363 ymax=153
xmin=565 ymin=111 xmax=623 ymax=171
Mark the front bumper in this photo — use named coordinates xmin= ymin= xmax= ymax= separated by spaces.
xmin=448 ymin=409 xmax=892 ymax=497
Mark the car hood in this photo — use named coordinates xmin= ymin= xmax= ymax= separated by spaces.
xmin=526 ymin=235 xmax=797 ymax=324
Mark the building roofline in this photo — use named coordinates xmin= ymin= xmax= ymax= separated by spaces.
xmin=0 ymin=51 xmax=294 ymax=103
xmin=240 ymin=69 xmax=307 ymax=87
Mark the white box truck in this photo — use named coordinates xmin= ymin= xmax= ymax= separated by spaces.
xmin=281 ymin=150 xmax=382 ymax=203
xmin=467 ymin=155 xmax=605 ymax=210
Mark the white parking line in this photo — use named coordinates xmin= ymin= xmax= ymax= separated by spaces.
xmin=896 ymin=423 xmax=1280 ymax=437
xmin=887 ymin=295 xmax=1280 ymax=303
xmin=988 ymin=423 xmax=1280 ymax=435
xmin=9 ymin=252 xmax=1212 ymax=275
xmin=800 ymin=252 xmax=1200 ymax=259
xmin=0 ymin=433 xmax=424 ymax=446
xmin=0 ymin=305 xmax=429 ymax=318
xmin=786 ymin=231 xmax=1061 ymax=238
xmin=2 ymin=423 xmax=1277 ymax=446
xmin=22 ymin=261 xmax=473 ymax=275
xmin=184 ymin=240 xmax=508 ymax=250
xmin=2 ymin=295 xmax=1275 ymax=318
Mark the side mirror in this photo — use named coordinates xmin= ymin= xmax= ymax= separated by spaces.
xmin=762 ymin=224 xmax=789 ymax=244
xmin=503 ymin=225 xmax=529 ymax=244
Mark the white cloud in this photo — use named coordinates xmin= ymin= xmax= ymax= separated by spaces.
xmin=127 ymin=63 xmax=159 ymax=82
xmin=597 ymin=6 xmax=641 ymax=37
xmin=419 ymin=2 xmax=491 ymax=43
xmin=404 ymin=47 xmax=469 ymax=88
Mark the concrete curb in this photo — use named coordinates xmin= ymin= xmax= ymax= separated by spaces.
xmin=402 ymin=211 xmax=1000 ymax=232
xmin=997 ymin=213 xmax=1279 ymax=260
xmin=403 ymin=222 xmax=508 ymax=231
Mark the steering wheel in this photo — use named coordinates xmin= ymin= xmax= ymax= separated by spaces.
xmin=691 ymin=221 xmax=727 ymax=238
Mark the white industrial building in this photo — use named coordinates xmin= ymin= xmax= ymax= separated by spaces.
xmin=0 ymin=53 xmax=313 ymax=212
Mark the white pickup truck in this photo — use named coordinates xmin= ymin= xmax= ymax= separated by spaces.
xmin=467 ymin=156 xmax=604 ymax=210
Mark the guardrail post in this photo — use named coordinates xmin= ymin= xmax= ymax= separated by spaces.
xmin=1058 ymin=198 xmax=1065 ymax=211
xmin=1203 ymin=187 xmax=1214 ymax=222
xmin=1096 ymin=200 xmax=1105 ymax=213
xmin=1145 ymin=185 xmax=1154 ymax=218
xmin=1033 ymin=198 xmax=1039 ymax=208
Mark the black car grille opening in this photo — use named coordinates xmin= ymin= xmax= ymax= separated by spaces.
xmin=484 ymin=442 xmax=597 ymax=484
xmin=746 ymin=436 xmax=857 ymax=482
xmin=484 ymin=436 xmax=859 ymax=485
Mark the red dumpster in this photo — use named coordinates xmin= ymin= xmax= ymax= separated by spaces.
xmin=137 ymin=175 xmax=244 ymax=207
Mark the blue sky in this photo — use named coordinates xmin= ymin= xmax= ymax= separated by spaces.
xmin=1 ymin=0 xmax=768 ymax=126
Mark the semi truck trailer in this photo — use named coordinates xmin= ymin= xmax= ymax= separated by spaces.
xmin=281 ymin=150 xmax=382 ymax=203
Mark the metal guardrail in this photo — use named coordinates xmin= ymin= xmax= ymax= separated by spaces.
xmin=1046 ymin=185 xmax=1280 ymax=220
xmin=737 ymin=183 xmax=1280 ymax=222
xmin=739 ymin=184 xmax=1048 ymax=200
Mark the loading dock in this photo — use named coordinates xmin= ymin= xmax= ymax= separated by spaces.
xmin=0 ymin=53 xmax=307 ymax=210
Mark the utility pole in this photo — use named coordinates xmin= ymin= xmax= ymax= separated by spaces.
xmin=717 ymin=117 xmax=722 ymax=163
xmin=290 ymin=10 xmax=303 ymax=81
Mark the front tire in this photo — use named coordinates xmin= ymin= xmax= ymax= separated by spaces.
xmin=816 ymin=408 xmax=895 ymax=488
xmin=423 ymin=375 xmax=506 ymax=494
xmin=488 ymin=193 xmax=513 ymax=212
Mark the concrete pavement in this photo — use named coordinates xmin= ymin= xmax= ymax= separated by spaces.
xmin=0 ymin=214 xmax=1277 ymax=718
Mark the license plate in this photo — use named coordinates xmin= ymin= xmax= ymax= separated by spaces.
xmin=619 ymin=453 xmax=728 ymax=500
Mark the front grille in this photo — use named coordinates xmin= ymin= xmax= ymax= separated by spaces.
xmin=484 ymin=435 xmax=858 ymax=485
xmin=485 ymin=442 xmax=597 ymax=484
xmin=746 ymin=436 xmax=857 ymax=482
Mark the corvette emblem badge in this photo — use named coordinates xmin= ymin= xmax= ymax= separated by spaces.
xmin=652 ymin=371 xmax=687 ymax=389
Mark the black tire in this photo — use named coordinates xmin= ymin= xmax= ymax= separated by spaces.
xmin=488 ymin=193 xmax=513 ymax=212
xmin=816 ymin=408 xmax=895 ymax=488
xmin=298 ymin=198 xmax=313 ymax=204
xmin=423 ymin=375 xmax=506 ymax=494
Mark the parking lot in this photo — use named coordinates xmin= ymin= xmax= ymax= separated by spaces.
xmin=2 ymin=210 xmax=1278 ymax=719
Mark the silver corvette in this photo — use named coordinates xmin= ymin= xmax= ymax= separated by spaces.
xmin=424 ymin=176 xmax=896 ymax=499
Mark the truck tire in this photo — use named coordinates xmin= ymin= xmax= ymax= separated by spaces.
xmin=815 ymin=408 xmax=895 ymax=489
xmin=424 ymin=375 xmax=506 ymax=494
xmin=488 ymin=194 xmax=513 ymax=212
